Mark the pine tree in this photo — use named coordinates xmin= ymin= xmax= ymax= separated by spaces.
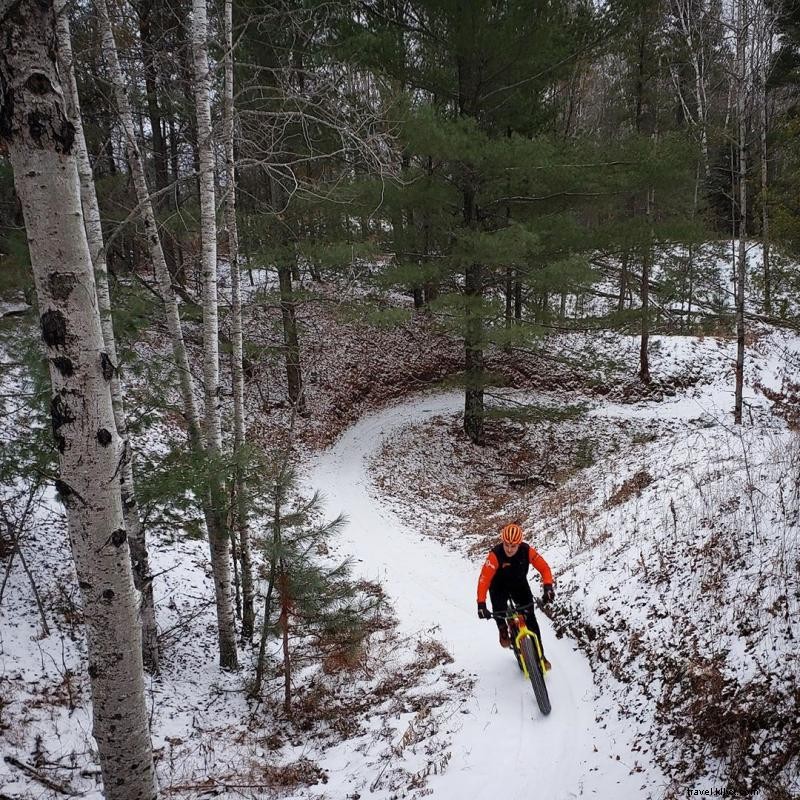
xmin=252 ymin=457 xmax=373 ymax=709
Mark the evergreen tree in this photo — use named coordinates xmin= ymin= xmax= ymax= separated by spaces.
xmin=252 ymin=457 xmax=374 ymax=710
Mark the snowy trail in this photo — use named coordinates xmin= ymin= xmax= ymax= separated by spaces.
xmin=305 ymin=392 xmax=663 ymax=799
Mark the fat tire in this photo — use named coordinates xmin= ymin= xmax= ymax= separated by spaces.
xmin=520 ymin=636 xmax=551 ymax=716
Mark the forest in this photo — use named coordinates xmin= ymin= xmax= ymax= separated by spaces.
xmin=1 ymin=0 xmax=799 ymax=798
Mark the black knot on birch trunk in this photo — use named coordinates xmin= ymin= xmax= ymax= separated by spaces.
xmin=55 ymin=117 xmax=75 ymax=154
xmin=102 ymin=589 xmax=115 ymax=601
xmin=96 ymin=428 xmax=112 ymax=446
xmin=25 ymin=73 xmax=52 ymax=95
xmin=0 ymin=77 xmax=13 ymax=141
xmin=40 ymin=309 xmax=67 ymax=347
xmin=51 ymin=356 xmax=73 ymax=376
xmin=54 ymin=478 xmax=73 ymax=503
xmin=78 ymin=580 xmax=91 ymax=590
xmin=49 ymin=272 xmax=77 ymax=300
xmin=88 ymin=663 xmax=99 ymax=679
xmin=100 ymin=352 xmax=115 ymax=381
xmin=26 ymin=109 xmax=46 ymax=141
xmin=110 ymin=528 xmax=127 ymax=547
xmin=51 ymin=394 xmax=74 ymax=452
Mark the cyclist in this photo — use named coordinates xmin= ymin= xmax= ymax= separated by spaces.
xmin=476 ymin=521 xmax=555 ymax=669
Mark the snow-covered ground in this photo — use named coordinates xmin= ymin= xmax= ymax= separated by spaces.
xmin=367 ymin=330 xmax=800 ymax=799
xmin=304 ymin=392 xmax=664 ymax=799
xmin=2 ymin=247 xmax=799 ymax=798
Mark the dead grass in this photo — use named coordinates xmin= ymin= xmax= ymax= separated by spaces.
xmin=605 ymin=469 xmax=654 ymax=507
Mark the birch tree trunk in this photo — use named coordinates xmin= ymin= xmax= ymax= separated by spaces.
xmin=0 ymin=3 xmax=157 ymax=796
xmin=192 ymin=0 xmax=238 ymax=668
xmin=223 ymin=0 xmax=255 ymax=641
xmin=734 ymin=0 xmax=747 ymax=425
xmin=96 ymin=0 xmax=202 ymax=445
xmin=56 ymin=2 xmax=159 ymax=674
xmin=99 ymin=0 xmax=238 ymax=668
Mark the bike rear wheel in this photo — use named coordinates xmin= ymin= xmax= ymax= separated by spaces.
xmin=520 ymin=636 xmax=551 ymax=715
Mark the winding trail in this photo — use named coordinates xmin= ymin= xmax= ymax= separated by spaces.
xmin=306 ymin=392 xmax=663 ymax=799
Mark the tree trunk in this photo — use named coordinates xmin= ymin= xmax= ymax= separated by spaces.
xmin=56 ymin=3 xmax=158 ymax=673
xmin=462 ymin=188 xmax=484 ymax=444
xmin=504 ymin=267 xmax=513 ymax=327
xmin=639 ymin=248 xmax=651 ymax=383
xmin=759 ymin=39 xmax=771 ymax=317
xmin=464 ymin=262 xmax=484 ymax=444
xmin=279 ymin=567 xmax=291 ymax=714
xmin=639 ymin=197 xmax=652 ymax=384
xmin=734 ymin=0 xmax=747 ymax=425
xmin=100 ymin=0 xmax=238 ymax=668
xmin=97 ymin=0 xmax=202 ymax=443
xmin=223 ymin=0 xmax=255 ymax=641
xmin=136 ymin=0 xmax=168 ymax=191
xmin=0 ymin=4 xmax=157 ymax=797
xmin=192 ymin=0 xmax=239 ymax=669
xmin=136 ymin=0 xmax=178 ymax=281
xmin=271 ymin=177 xmax=306 ymax=415
xmin=277 ymin=263 xmax=306 ymax=414
xmin=618 ymin=249 xmax=629 ymax=312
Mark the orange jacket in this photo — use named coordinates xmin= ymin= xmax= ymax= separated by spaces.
xmin=476 ymin=542 xmax=553 ymax=603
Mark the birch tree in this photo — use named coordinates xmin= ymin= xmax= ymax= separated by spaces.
xmin=56 ymin=1 xmax=159 ymax=673
xmin=223 ymin=0 xmax=255 ymax=640
xmin=190 ymin=0 xmax=239 ymax=667
xmin=96 ymin=0 xmax=201 ymax=442
xmin=0 ymin=2 xmax=157 ymax=796
xmin=98 ymin=0 xmax=238 ymax=668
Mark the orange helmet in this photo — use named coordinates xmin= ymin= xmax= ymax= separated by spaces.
xmin=500 ymin=522 xmax=523 ymax=545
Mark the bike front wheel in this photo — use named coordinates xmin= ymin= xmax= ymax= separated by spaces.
xmin=520 ymin=636 xmax=551 ymax=716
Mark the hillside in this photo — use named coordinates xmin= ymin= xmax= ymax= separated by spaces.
xmin=1 ymin=252 xmax=799 ymax=799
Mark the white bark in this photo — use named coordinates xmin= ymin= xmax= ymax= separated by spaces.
xmin=0 ymin=3 xmax=157 ymax=797
xmin=55 ymin=1 xmax=159 ymax=674
xmin=99 ymin=0 xmax=237 ymax=668
xmin=672 ymin=0 xmax=710 ymax=178
xmin=192 ymin=0 xmax=222 ymax=452
xmin=223 ymin=0 xmax=255 ymax=640
xmin=192 ymin=0 xmax=238 ymax=668
xmin=96 ymin=0 xmax=202 ymax=446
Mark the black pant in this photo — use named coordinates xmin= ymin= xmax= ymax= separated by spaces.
xmin=489 ymin=582 xmax=545 ymax=657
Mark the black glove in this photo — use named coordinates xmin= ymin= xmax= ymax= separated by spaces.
xmin=542 ymin=584 xmax=555 ymax=605
xmin=477 ymin=601 xmax=492 ymax=620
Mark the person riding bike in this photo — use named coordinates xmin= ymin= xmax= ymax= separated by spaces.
xmin=476 ymin=522 xmax=555 ymax=669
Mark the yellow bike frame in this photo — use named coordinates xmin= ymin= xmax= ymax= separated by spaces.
xmin=511 ymin=615 xmax=549 ymax=677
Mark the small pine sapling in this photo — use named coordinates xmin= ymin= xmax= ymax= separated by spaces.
xmin=252 ymin=458 xmax=375 ymax=711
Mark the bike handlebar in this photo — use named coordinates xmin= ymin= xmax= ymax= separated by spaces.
xmin=484 ymin=601 xmax=537 ymax=619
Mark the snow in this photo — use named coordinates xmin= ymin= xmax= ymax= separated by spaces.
xmin=2 ymin=243 xmax=800 ymax=797
xmin=304 ymin=392 xmax=665 ymax=799
xmin=364 ymin=328 xmax=800 ymax=797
